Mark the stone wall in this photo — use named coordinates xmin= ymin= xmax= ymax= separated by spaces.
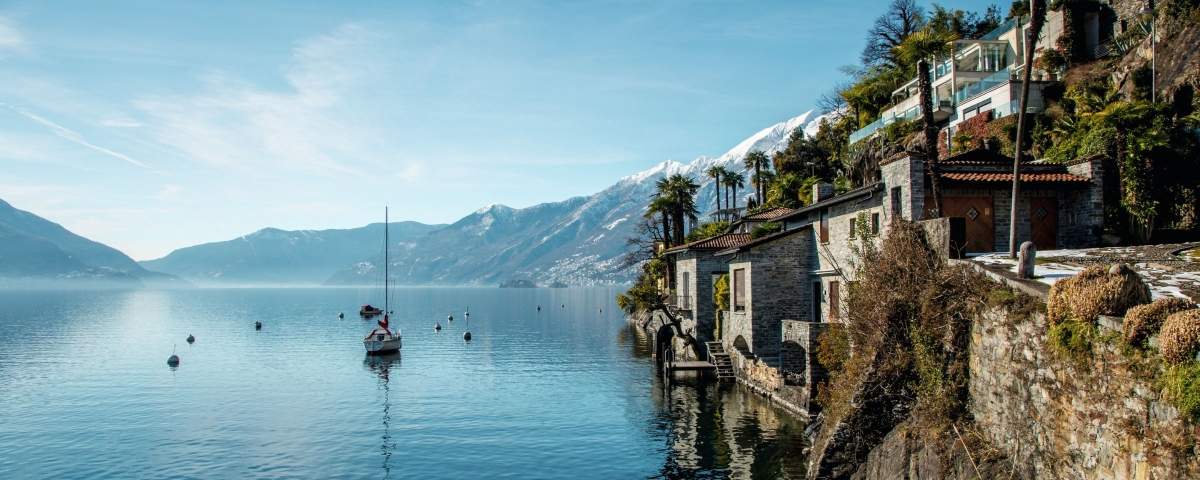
xmin=1064 ymin=156 xmax=1106 ymax=247
xmin=881 ymin=155 xmax=925 ymax=223
xmin=969 ymin=306 xmax=1200 ymax=479
xmin=722 ymin=230 xmax=812 ymax=358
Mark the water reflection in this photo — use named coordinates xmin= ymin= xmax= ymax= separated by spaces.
xmin=364 ymin=353 xmax=401 ymax=480
xmin=620 ymin=323 xmax=808 ymax=479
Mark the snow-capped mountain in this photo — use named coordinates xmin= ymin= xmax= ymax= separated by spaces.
xmin=322 ymin=109 xmax=833 ymax=286
xmin=146 ymin=109 xmax=831 ymax=286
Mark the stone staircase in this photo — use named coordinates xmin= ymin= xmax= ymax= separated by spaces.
xmin=706 ymin=341 xmax=735 ymax=380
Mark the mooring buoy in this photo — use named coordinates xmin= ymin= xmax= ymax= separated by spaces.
xmin=448 ymin=314 xmax=453 ymax=322
xmin=167 ymin=354 xmax=180 ymax=367
xmin=463 ymin=331 xmax=472 ymax=341
xmin=338 ymin=313 xmax=344 ymax=319
xmin=255 ymin=321 xmax=262 ymax=331
xmin=186 ymin=334 xmax=195 ymax=344
xmin=435 ymin=322 xmax=442 ymax=331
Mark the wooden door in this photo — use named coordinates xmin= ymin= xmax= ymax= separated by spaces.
xmin=931 ymin=196 xmax=995 ymax=253
xmin=1030 ymin=197 xmax=1058 ymax=250
xmin=828 ymin=281 xmax=840 ymax=321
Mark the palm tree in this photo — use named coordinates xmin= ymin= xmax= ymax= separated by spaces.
xmin=751 ymin=170 xmax=775 ymax=208
xmin=705 ymin=165 xmax=726 ymax=219
xmin=743 ymin=151 xmax=770 ymax=205
xmin=767 ymin=173 xmax=806 ymax=208
xmin=724 ymin=171 xmax=745 ymax=213
xmin=650 ymin=179 xmax=675 ymax=246
xmin=665 ymin=174 xmax=700 ymax=244
xmin=896 ymin=27 xmax=958 ymax=219
xmin=1009 ymin=0 xmax=1047 ymax=257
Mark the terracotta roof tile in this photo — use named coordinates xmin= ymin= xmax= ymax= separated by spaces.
xmin=742 ymin=207 xmax=795 ymax=221
xmin=664 ymin=233 xmax=752 ymax=253
xmin=940 ymin=172 xmax=1090 ymax=183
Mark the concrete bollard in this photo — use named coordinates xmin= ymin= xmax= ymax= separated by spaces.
xmin=1018 ymin=241 xmax=1037 ymax=279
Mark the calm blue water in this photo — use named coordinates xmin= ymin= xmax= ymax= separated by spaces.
xmin=0 ymin=287 xmax=806 ymax=479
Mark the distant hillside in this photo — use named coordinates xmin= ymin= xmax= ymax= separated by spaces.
xmin=0 ymin=199 xmax=182 ymax=287
xmin=140 ymin=222 xmax=442 ymax=284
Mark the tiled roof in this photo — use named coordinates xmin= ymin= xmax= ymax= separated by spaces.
xmin=663 ymin=233 xmax=752 ymax=254
xmin=940 ymin=172 xmax=1090 ymax=183
xmin=714 ymin=225 xmax=811 ymax=256
xmin=742 ymin=207 xmax=795 ymax=221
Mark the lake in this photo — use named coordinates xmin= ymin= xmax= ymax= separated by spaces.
xmin=0 ymin=287 xmax=807 ymax=479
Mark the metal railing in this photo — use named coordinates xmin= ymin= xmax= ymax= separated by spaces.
xmin=954 ymin=68 xmax=1012 ymax=104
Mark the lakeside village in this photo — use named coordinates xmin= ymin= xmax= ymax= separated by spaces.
xmin=618 ymin=0 xmax=1200 ymax=478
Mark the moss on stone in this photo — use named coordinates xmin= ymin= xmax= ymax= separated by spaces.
xmin=1160 ymin=360 xmax=1200 ymax=420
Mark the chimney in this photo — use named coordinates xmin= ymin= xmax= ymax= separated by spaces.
xmin=812 ymin=183 xmax=834 ymax=204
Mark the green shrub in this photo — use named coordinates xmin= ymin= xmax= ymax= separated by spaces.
xmin=685 ymin=221 xmax=730 ymax=243
xmin=750 ymin=222 xmax=782 ymax=239
xmin=1160 ymin=309 xmax=1200 ymax=364
xmin=815 ymin=323 xmax=850 ymax=376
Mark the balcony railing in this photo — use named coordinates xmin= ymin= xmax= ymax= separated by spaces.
xmin=848 ymin=97 xmax=952 ymax=145
xmin=954 ymin=68 xmax=1012 ymax=104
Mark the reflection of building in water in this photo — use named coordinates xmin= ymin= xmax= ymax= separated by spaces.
xmin=617 ymin=323 xmax=654 ymax=359
xmin=364 ymin=353 xmax=401 ymax=480
xmin=657 ymin=379 xmax=807 ymax=479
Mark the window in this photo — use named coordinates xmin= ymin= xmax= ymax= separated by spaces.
xmin=828 ymin=281 xmax=840 ymax=321
xmin=890 ymin=187 xmax=903 ymax=221
xmin=849 ymin=218 xmax=857 ymax=239
xmin=811 ymin=282 xmax=822 ymax=322
xmin=871 ymin=212 xmax=880 ymax=234
xmin=819 ymin=209 xmax=829 ymax=243
xmin=680 ymin=272 xmax=690 ymax=309
xmin=733 ymin=269 xmax=746 ymax=311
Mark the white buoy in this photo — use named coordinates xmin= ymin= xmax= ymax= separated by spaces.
xmin=186 ymin=334 xmax=195 ymax=344
xmin=463 ymin=331 xmax=472 ymax=341
xmin=435 ymin=322 xmax=442 ymax=331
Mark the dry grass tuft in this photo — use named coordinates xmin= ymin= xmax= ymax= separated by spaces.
xmin=1046 ymin=264 xmax=1152 ymax=325
xmin=1160 ymin=309 xmax=1200 ymax=364
xmin=1123 ymin=298 xmax=1194 ymax=347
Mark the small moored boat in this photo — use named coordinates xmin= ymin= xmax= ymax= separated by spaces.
xmin=360 ymin=304 xmax=383 ymax=317
xmin=364 ymin=207 xmax=402 ymax=356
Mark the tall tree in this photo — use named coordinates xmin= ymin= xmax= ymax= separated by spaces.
xmin=650 ymin=179 xmax=676 ymax=246
xmin=897 ymin=27 xmax=958 ymax=218
xmin=724 ymin=171 xmax=745 ymax=212
xmin=705 ymin=165 xmax=726 ymax=219
xmin=743 ymin=151 xmax=770 ymax=205
xmin=665 ymin=174 xmax=700 ymax=245
xmin=1009 ymin=0 xmax=1047 ymax=257
xmin=751 ymin=170 xmax=776 ymax=208
xmin=862 ymin=0 xmax=927 ymax=67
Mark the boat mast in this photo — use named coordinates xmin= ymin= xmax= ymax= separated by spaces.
xmin=384 ymin=206 xmax=389 ymax=314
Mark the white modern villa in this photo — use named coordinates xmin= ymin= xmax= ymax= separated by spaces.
xmin=849 ymin=10 xmax=1106 ymax=145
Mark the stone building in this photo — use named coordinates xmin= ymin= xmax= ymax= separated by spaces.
xmin=881 ymin=149 xmax=1105 ymax=252
xmin=660 ymin=232 xmax=752 ymax=360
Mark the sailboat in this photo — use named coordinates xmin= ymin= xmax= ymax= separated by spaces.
xmin=364 ymin=207 xmax=402 ymax=355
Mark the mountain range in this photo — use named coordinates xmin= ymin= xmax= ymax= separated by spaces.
xmin=0 ymin=199 xmax=183 ymax=287
xmin=0 ymin=109 xmax=830 ymax=287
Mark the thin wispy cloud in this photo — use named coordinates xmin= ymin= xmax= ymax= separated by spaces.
xmin=134 ymin=22 xmax=385 ymax=178
xmin=0 ymin=16 xmax=27 ymax=56
xmin=1 ymin=103 xmax=150 ymax=169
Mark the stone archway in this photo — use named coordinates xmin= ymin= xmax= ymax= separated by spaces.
xmin=732 ymin=335 xmax=751 ymax=356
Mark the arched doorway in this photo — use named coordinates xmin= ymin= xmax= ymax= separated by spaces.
xmin=732 ymin=335 xmax=751 ymax=356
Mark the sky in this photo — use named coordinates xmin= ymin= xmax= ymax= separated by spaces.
xmin=0 ymin=0 xmax=996 ymax=260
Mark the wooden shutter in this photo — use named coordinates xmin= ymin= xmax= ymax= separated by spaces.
xmin=828 ymin=281 xmax=840 ymax=321
xmin=819 ymin=210 xmax=829 ymax=243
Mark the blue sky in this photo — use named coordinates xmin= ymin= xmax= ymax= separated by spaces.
xmin=0 ymin=0 xmax=995 ymax=259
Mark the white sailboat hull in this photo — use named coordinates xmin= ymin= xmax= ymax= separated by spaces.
xmin=364 ymin=331 xmax=402 ymax=355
